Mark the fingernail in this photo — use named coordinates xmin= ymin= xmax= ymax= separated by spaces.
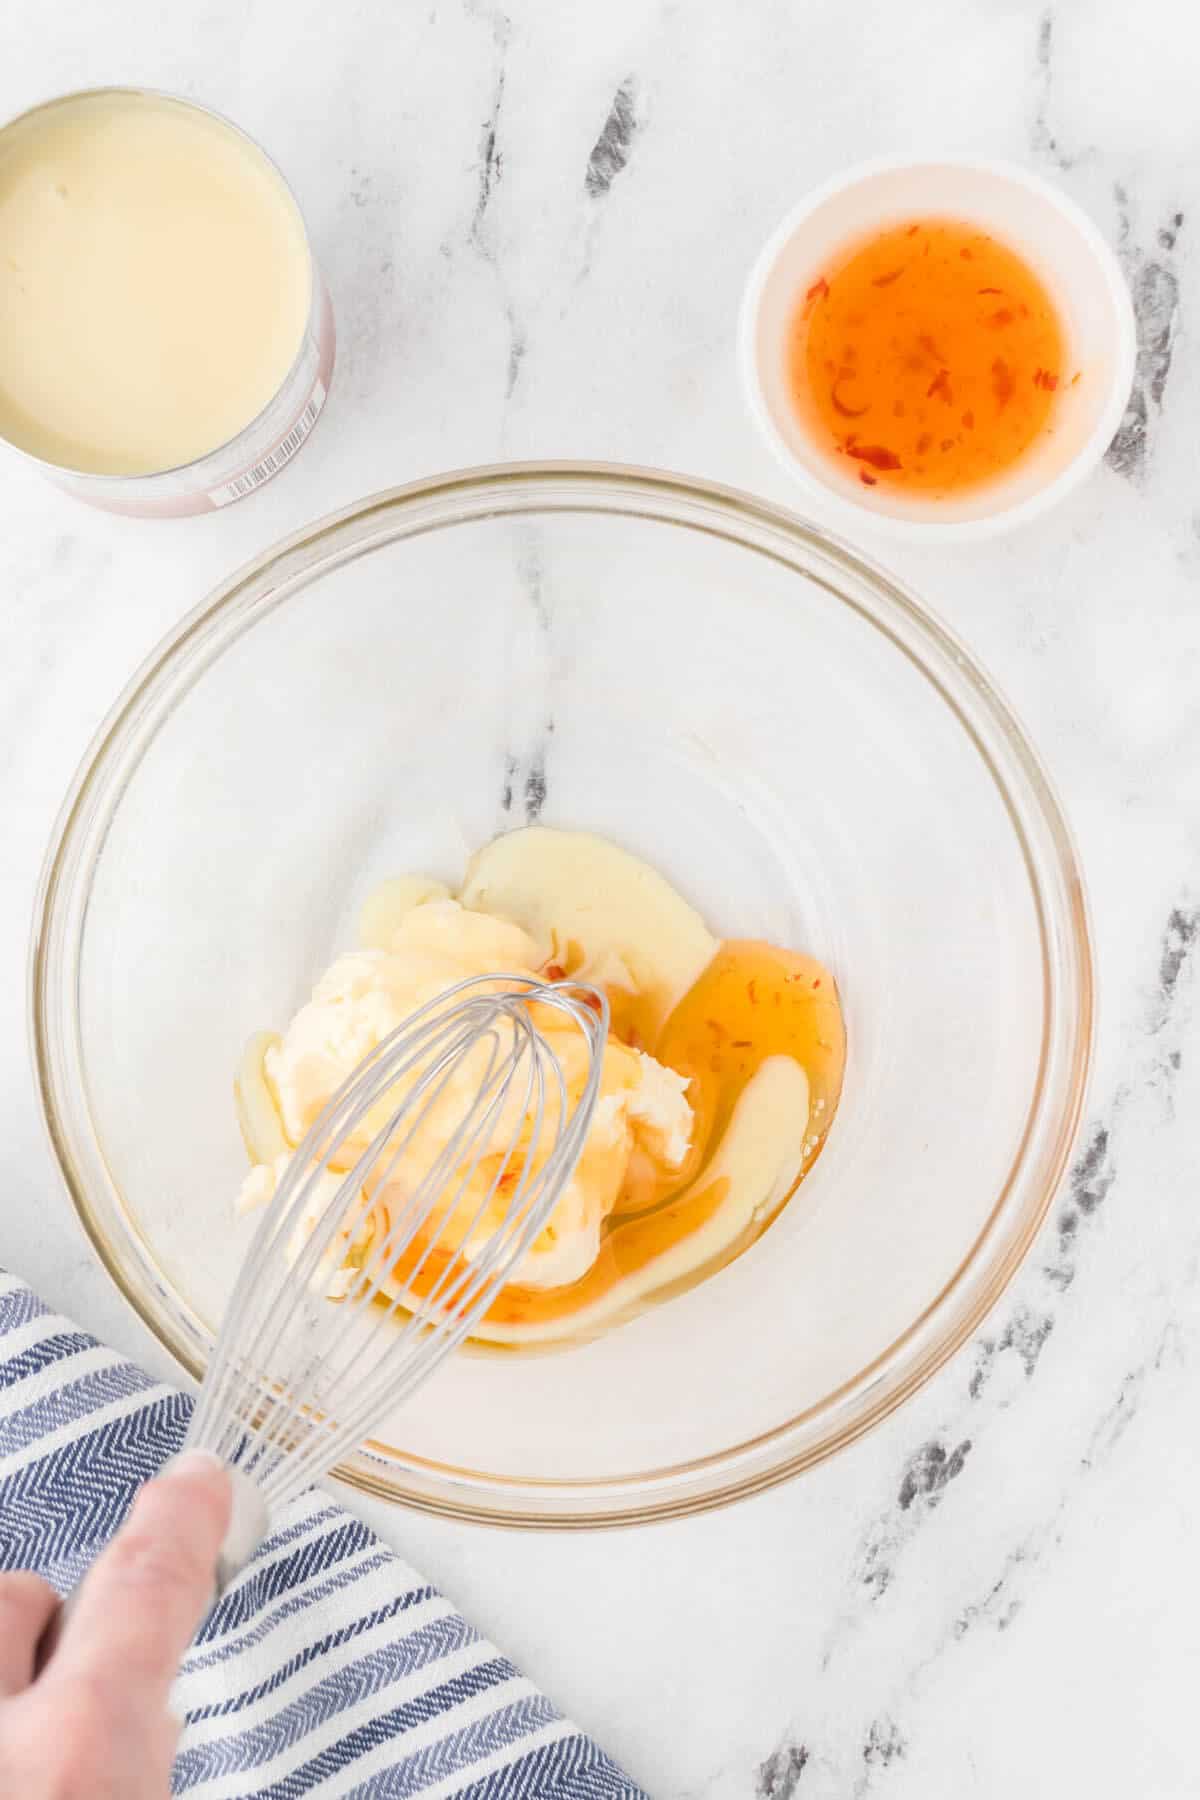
xmin=161 ymin=1449 xmax=230 ymax=1484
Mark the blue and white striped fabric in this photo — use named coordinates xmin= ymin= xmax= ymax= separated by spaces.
xmin=0 ymin=1274 xmax=646 ymax=1799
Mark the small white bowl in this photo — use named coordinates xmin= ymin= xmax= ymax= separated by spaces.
xmin=740 ymin=155 xmax=1137 ymax=540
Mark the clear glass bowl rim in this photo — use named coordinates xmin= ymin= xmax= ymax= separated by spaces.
xmin=29 ymin=461 xmax=1094 ymax=1527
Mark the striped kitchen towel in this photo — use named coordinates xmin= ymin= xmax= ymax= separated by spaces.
xmin=0 ymin=1274 xmax=646 ymax=1799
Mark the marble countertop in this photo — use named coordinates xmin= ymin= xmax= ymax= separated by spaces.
xmin=2 ymin=2 xmax=1197 ymax=1793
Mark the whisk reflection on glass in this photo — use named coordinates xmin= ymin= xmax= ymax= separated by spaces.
xmin=183 ymin=972 xmax=607 ymax=1591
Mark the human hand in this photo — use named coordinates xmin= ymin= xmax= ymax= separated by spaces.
xmin=0 ymin=1450 xmax=231 ymax=1799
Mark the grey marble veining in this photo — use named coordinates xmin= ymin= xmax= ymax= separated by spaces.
xmin=1 ymin=3 xmax=1198 ymax=1795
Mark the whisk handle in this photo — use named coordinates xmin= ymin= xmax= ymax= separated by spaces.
xmin=215 ymin=1463 xmax=270 ymax=1594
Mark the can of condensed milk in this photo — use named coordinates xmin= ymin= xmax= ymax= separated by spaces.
xmin=0 ymin=87 xmax=335 ymax=516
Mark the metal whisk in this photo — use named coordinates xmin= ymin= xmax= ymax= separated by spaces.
xmin=28 ymin=973 xmax=607 ymax=1669
xmin=186 ymin=972 xmax=608 ymax=1588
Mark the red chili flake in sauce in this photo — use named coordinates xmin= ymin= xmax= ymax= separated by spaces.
xmin=872 ymin=267 xmax=904 ymax=287
xmin=961 ymin=410 xmax=975 ymax=429
xmin=960 ymin=247 xmax=974 ymax=259
xmin=802 ymin=276 xmax=829 ymax=319
xmin=1033 ymin=367 xmax=1059 ymax=390
xmin=991 ymin=357 xmax=1016 ymax=407
xmin=543 ymin=962 xmax=565 ymax=982
xmin=977 ymin=286 xmax=1004 ymax=295
xmin=988 ymin=308 xmax=1015 ymax=328
xmin=859 ymin=470 xmax=877 ymax=486
xmin=847 ymin=443 xmax=903 ymax=470
xmin=831 ymin=373 xmax=870 ymax=418
xmin=906 ymin=224 xmax=920 ymax=236
xmin=747 ymin=980 xmax=758 ymax=1004
xmin=927 ymin=368 xmax=953 ymax=403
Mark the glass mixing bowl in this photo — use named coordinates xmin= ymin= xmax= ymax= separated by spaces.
xmin=31 ymin=465 xmax=1092 ymax=1526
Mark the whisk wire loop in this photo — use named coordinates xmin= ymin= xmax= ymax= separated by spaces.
xmin=186 ymin=975 xmax=607 ymax=1511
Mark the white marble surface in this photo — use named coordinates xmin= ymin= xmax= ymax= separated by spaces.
xmin=1 ymin=2 xmax=1198 ymax=1794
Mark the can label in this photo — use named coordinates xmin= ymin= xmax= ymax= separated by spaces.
xmin=207 ymin=379 xmax=327 ymax=507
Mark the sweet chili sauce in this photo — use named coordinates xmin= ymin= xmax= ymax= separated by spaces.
xmin=788 ymin=218 xmax=1070 ymax=497
xmin=382 ymin=941 xmax=846 ymax=1338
